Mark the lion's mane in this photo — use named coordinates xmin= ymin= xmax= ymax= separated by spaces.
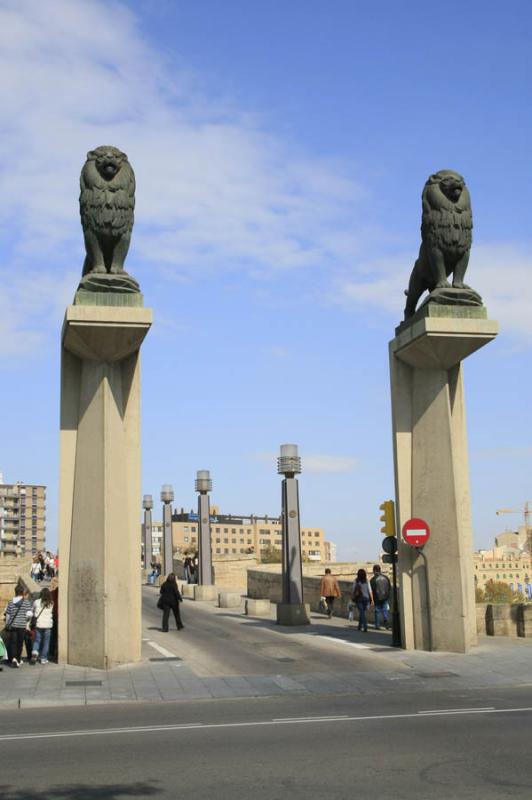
xmin=80 ymin=146 xmax=135 ymax=240
xmin=421 ymin=169 xmax=472 ymax=257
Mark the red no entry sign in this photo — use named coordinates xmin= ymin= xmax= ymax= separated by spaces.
xmin=402 ymin=518 xmax=430 ymax=547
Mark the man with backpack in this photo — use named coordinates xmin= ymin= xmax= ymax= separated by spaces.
xmin=370 ymin=565 xmax=391 ymax=630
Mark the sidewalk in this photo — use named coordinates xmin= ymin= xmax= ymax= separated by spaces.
xmin=1 ymin=594 xmax=531 ymax=709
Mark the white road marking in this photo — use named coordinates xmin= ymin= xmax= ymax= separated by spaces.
xmin=317 ymin=636 xmax=371 ymax=650
xmin=273 ymin=715 xmax=349 ymax=722
xmin=147 ymin=641 xmax=178 ymax=659
xmin=1 ymin=706 xmax=531 ymax=743
xmin=418 ymin=706 xmax=495 ymax=715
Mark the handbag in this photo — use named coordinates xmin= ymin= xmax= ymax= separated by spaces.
xmin=29 ymin=605 xmax=45 ymax=631
xmin=157 ymin=597 xmax=164 ymax=610
xmin=319 ymin=596 xmax=329 ymax=613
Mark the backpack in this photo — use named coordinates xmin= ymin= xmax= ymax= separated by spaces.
xmin=374 ymin=574 xmax=390 ymax=603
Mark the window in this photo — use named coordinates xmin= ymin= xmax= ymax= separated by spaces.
xmin=231 ymin=539 xmax=236 ymax=544
xmin=184 ymin=536 xmax=189 ymax=543
xmin=216 ymin=538 xmax=220 ymax=544
xmin=215 ymin=527 xmax=220 ymax=533
xmin=232 ymin=548 xmax=236 ymax=553
xmin=184 ymin=526 xmax=189 ymax=532
xmin=224 ymin=538 xmax=228 ymax=544
xmin=191 ymin=526 xmax=196 ymax=532
xmin=247 ymin=539 xmax=252 ymax=544
xmin=223 ymin=528 xmax=228 ymax=533
xmin=216 ymin=548 xmax=221 ymax=554
xmin=231 ymin=528 xmax=236 ymax=534
xmin=224 ymin=548 xmax=229 ymax=554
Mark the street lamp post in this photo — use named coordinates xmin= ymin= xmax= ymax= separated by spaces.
xmin=160 ymin=484 xmax=174 ymax=576
xmin=142 ymin=494 xmax=153 ymax=573
xmin=195 ymin=470 xmax=213 ymax=585
xmin=276 ymin=444 xmax=310 ymax=625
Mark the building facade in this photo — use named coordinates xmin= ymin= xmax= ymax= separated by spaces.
xmin=168 ymin=508 xmax=331 ymax=562
xmin=474 ymin=545 xmax=532 ymax=594
xmin=0 ymin=480 xmax=46 ymax=555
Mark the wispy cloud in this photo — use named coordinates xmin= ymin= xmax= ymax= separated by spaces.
xmin=336 ymin=243 xmax=532 ymax=342
xmin=0 ymin=0 xmax=365 ymax=355
xmin=254 ymin=452 xmax=357 ymax=474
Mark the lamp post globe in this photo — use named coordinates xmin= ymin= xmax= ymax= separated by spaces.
xmin=160 ymin=484 xmax=174 ymax=504
xmin=278 ymin=443 xmax=302 ymax=477
xmin=195 ymin=470 xmax=212 ymax=494
xmin=142 ymin=494 xmax=153 ymax=511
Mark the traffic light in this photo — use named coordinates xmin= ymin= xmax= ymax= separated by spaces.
xmin=379 ymin=500 xmax=396 ymax=536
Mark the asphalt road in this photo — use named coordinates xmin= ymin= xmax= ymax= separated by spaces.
xmin=140 ymin=585 xmax=405 ymax=677
xmin=1 ymin=687 xmax=531 ymax=799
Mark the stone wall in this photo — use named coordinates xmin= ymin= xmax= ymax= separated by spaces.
xmin=0 ymin=554 xmax=33 ymax=608
xmin=248 ymin=567 xmax=532 ymax=635
xmin=174 ymin=554 xmax=259 ymax=591
xmin=247 ymin=566 xmax=379 ymax=623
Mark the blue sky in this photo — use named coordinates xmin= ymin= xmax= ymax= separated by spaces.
xmin=1 ymin=0 xmax=531 ymax=560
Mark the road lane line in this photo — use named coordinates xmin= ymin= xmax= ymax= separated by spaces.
xmin=1 ymin=706 xmax=531 ymax=743
xmin=147 ymin=640 xmax=177 ymax=658
xmin=418 ymin=707 xmax=495 ymax=715
xmin=273 ymin=715 xmax=349 ymax=722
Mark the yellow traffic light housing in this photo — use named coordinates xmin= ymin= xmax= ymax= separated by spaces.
xmin=379 ymin=500 xmax=396 ymax=536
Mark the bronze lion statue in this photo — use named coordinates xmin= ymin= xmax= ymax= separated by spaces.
xmin=80 ymin=146 xmax=135 ymax=278
xmin=404 ymin=169 xmax=476 ymax=319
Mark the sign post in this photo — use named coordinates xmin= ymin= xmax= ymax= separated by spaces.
xmin=402 ymin=517 xmax=432 ymax=650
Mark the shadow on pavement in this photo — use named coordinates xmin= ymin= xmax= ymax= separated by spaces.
xmin=0 ymin=782 xmax=162 ymax=799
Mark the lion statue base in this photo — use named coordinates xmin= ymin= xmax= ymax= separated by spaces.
xmin=76 ymin=272 xmax=140 ymax=295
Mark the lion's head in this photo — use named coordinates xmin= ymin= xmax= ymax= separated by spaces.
xmin=86 ymin=145 xmax=129 ymax=182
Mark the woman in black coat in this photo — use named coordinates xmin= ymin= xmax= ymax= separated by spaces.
xmin=159 ymin=573 xmax=184 ymax=632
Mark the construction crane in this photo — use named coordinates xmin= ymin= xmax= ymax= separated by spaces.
xmin=496 ymin=503 xmax=532 ymax=549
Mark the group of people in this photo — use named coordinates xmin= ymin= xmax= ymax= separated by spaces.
xmin=320 ymin=565 xmax=391 ymax=632
xmin=182 ymin=554 xmax=198 ymax=584
xmin=1 ymin=582 xmax=58 ymax=669
xmin=30 ymin=551 xmax=58 ymax=582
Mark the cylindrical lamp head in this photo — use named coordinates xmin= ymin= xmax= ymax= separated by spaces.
xmin=142 ymin=494 xmax=153 ymax=510
xmin=195 ymin=469 xmax=212 ymax=493
xmin=278 ymin=443 xmax=301 ymax=476
xmin=160 ymin=484 xmax=174 ymax=503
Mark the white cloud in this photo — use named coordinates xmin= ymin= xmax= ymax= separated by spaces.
xmin=254 ymin=452 xmax=357 ymax=473
xmin=337 ymin=243 xmax=532 ymax=343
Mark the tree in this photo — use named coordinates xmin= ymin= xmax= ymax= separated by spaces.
xmin=260 ymin=545 xmax=282 ymax=564
xmin=478 ymin=580 xmax=525 ymax=604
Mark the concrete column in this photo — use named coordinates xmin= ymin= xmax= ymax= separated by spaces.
xmin=162 ymin=502 xmax=173 ymax=577
xmin=59 ymin=305 xmax=152 ymax=668
xmin=198 ymin=493 xmax=213 ymax=585
xmin=143 ymin=507 xmax=152 ymax=570
xmin=389 ymin=309 xmax=497 ymax=653
xmin=281 ymin=477 xmax=304 ymax=605
xmin=276 ymin=445 xmax=310 ymax=625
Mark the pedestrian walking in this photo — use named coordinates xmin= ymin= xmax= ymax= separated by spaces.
xmin=30 ymin=555 xmax=43 ymax=582
xmin=2 ymin=585 xmax=33 ymax=667
xmin=370 ymin=565 xmax=391 ymax=630
xmin=158 ymin=573 xmax=184 ymax=632
xmin=319 ymin=568 xmax=341 ymax=618
xmin=183 ymin=556 xmax=192 ymax=583
xmin=352 ymin=568 xmax=373 ymax=632
xmin=30 ymin=588 xmax=54 ymax=664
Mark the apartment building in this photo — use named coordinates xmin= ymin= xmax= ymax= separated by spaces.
xmin=474 ymin=546 xmax=532 ymax=593
xmin=0 ymin=479 xmax=46 ymax=555
xmin=169 ymin=508 xmax=331 ymax=562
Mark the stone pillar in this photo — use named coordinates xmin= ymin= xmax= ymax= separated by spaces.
xmin=59 ymin=304 xmax=152 ymax=668
xmin=142 ymin=495 xmax=153 ymax=573
xmin=195 ymin=470 xmax=213 ymax=585
xmin=389 ymin=307 xmax=497 ymax=652
xmin=276 ymin=445 xmax=310 ymax=625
